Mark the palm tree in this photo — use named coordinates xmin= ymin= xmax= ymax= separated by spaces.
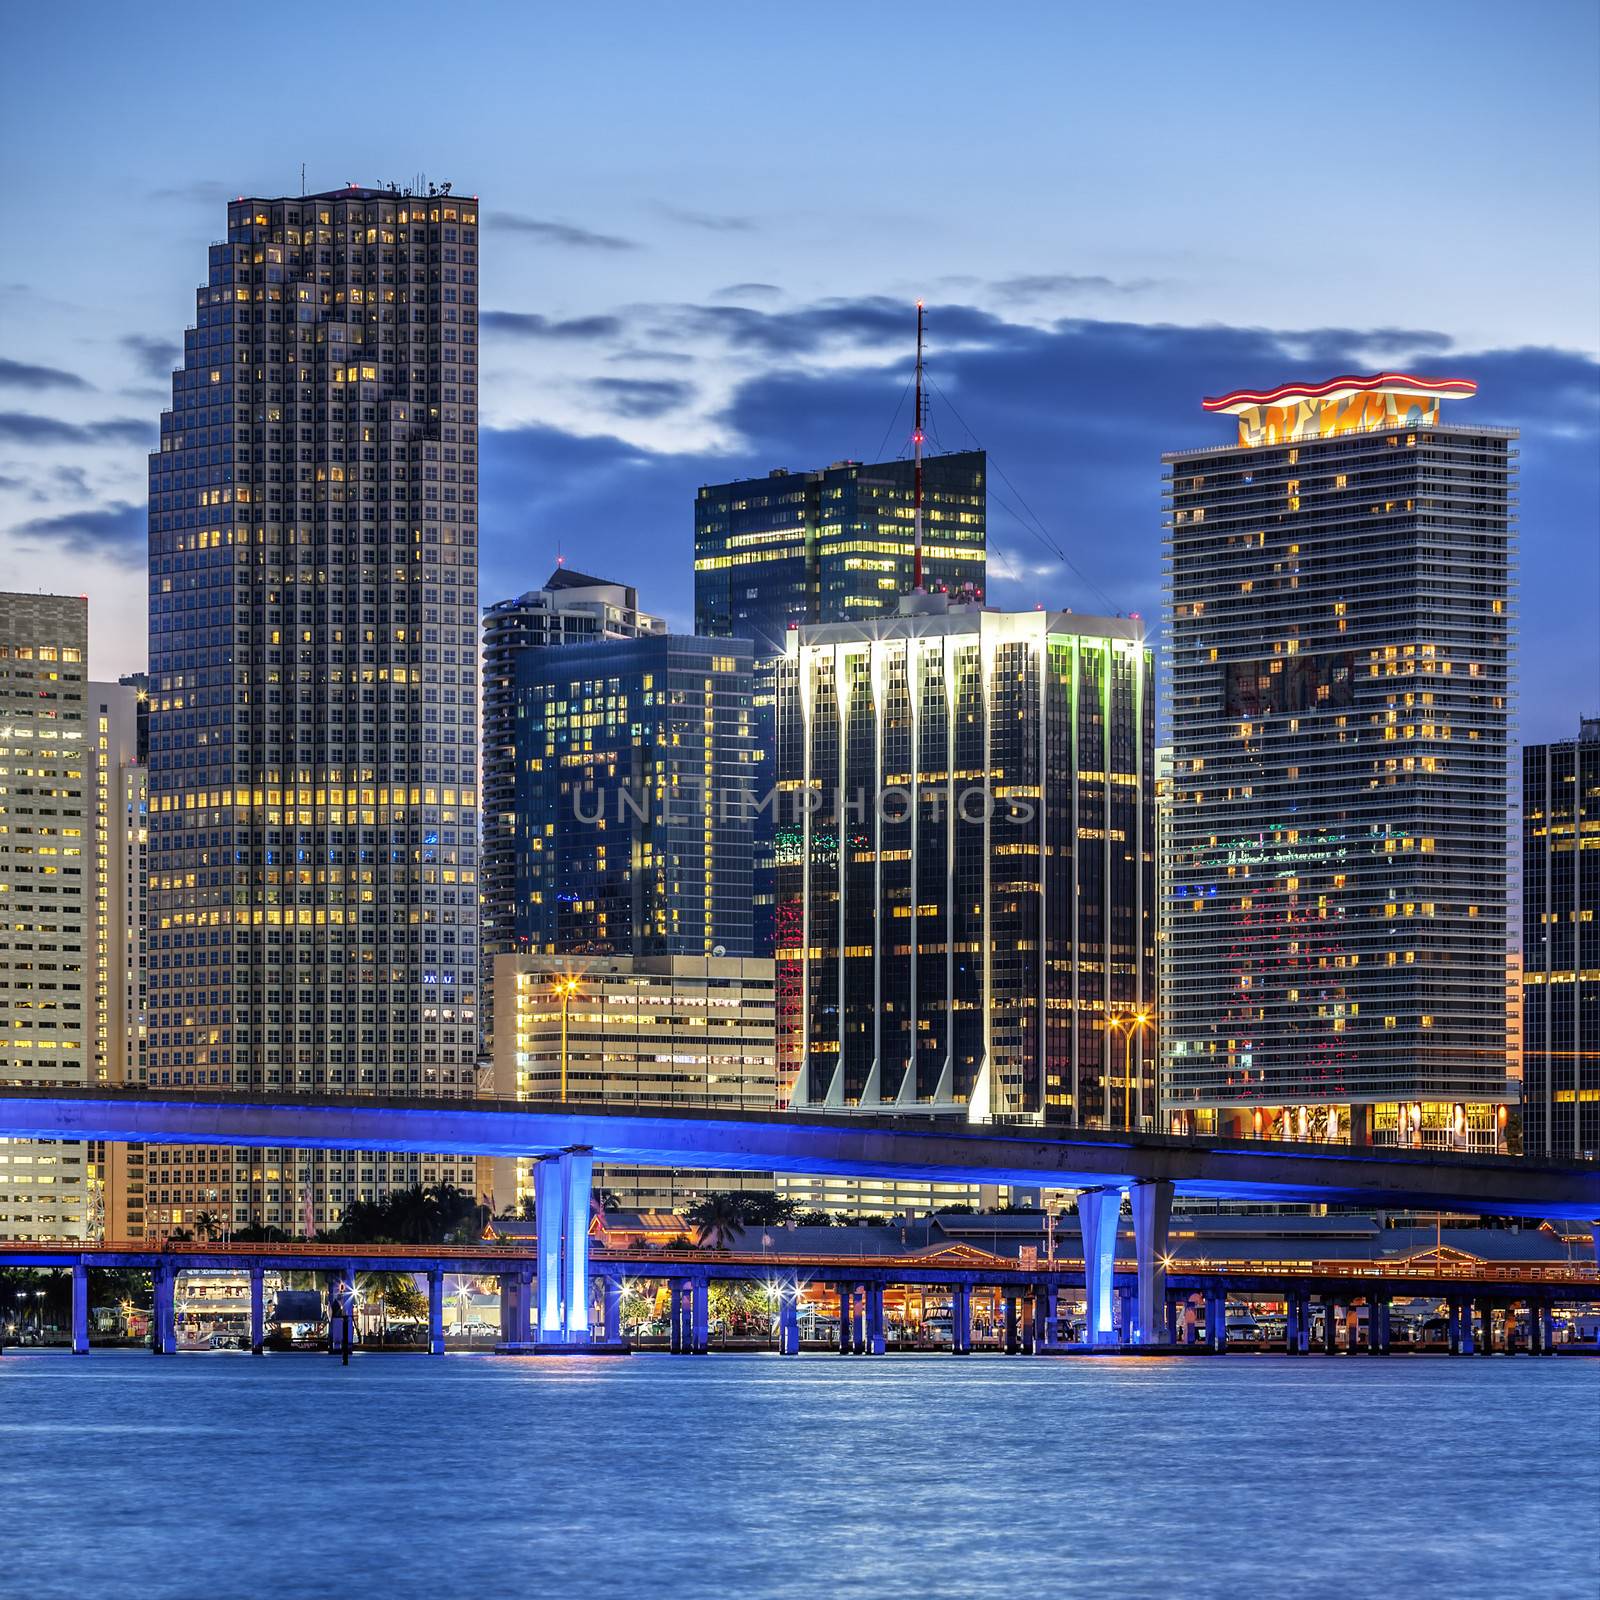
xmin=195 ymin=1210 xmax=220 ymax=1242
xmin=690 ymin=1192 xmax=744 ymax=1251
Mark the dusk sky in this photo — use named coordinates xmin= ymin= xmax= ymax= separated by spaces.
xmin=2 ymin=1 xmax=1595 ymax=739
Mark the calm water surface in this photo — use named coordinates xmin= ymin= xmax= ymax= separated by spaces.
xmin=3 ymin=1350 xmax=1596 ymax=1600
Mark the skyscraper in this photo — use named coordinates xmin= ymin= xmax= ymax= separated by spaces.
xmin=481 ymin=568 xmax=665 ymax=1043
xmin=1163 ymin=374 xmax=1515 ymax=1150
xmin=775 ymin=598 xmax=1155 ymax=1124
xmin=695 ymin=450 xmax=988 ymax=950
xmin=144 ymin=185 xmax=480 ymax=1234
xmin=511 ymin=634 xmax=757 ymax=959
xmin=1522 ymin=718 xmax=1600 ymax=1159
xmin=0 ymin=595 xmax=92 ymax=1239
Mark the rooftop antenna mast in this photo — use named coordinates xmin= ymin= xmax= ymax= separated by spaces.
xmin=913 ymin=298 xmax=925 ymax=592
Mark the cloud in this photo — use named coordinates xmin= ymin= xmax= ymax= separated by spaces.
xmin=122 ymin=334 xmax=181 ymax=380
xmin=656 ymin=205 xmax=757 ymax=233
xmin=480 ymin=310 xmax=622 ymax=341
xmin=993 ymin=273 xmax=1160 ymax=300
xmin=714 ymin=283 xmax=782 ymax=298
xmin=489 ymin=213 xmax=639 ymax=251
xmin=477 ymin=301 xmax=1598 ymax=739
xmin=0 ymin=356 xmax=92 ymax=393
xmin=0 ymin=411 xmax=153 ymax=447
xmin=11 ymin=501 xmax=145 ymax=564
xmin=148 ymin=179 xmax=234 ymax=206
xmin=586 ymin=377 xmax=696 ymax=419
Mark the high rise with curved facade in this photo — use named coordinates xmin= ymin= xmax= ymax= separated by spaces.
xmin=143 ymin=185 xmax=480 ymax=1233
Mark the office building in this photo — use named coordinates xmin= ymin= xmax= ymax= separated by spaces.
xmin=512 ymin=634 xmax=757 ymax=960
xmin=696 ymin=451 xmax=987 ymax=954
xmin=481 ymin=568 xmax=665 ymax=1044
xmin=491 ymin=952 xmax=776 ymax=1211
xmin=1163 ymin=373 xmax=1516 ymax=1149
xmin=143 ymin=185 xmax=481 ymax=1235
xmin=1523 ymin=718 xmax=1600 ymax=1158
xmin=0 ymin=595 xmax=92 ymax=1239
xmin=86 ymin=681 xmax=149 ymax=1238
xmin=776 ymin=597 xmax=1155 ymax=1123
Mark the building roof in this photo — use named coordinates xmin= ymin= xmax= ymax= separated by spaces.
xmin=1202 ymin=372 xmax=1477 ymax=414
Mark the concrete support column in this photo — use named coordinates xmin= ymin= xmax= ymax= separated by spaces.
xmin=691 ymin=1278 xmax=710 ymax=1355
xmin=1322 ymin=1298 xmax=1338 ymax=1354
xmin=250 ymin=1266 xmax=265 ymax=1356
xmin=1458 ymin=1297 xmax=1475 ymax=1356
xmin=1131 ymin=1178 xmax=1173 ymax=1346
xmin=1076 ymin=1188 xmax=1123 ymax=1347
xmin=534 ymin=1157 xmax=562 ymax=1340
xmin=835 ymin=1284 xmax=850 ymax=1355
xmin=71 ymin=1264 xmax=89 ymax=1355
xmin=1478 ymin=1299 xmax=1494 ymax=1355
xmin=1042 ymin=1282 xmax=1061 ymax=1349
xmin=427 ymin=1269 xmax=445 ymax=1355
xmin=951 ymin=1284 xmax=971 ymax=1354
xmin=561 ymin=1148 xmax=594 ymax=1344
xmin=1020 ymin=1291 xmax=1036 ymax=1356
xmin=779 ymin=1275 xmax=800 ymax=1356
xmin=1209 ymin=1288 xmax=1228 ymax=1352
xmin=666 ymin=1278 xmax=683 ymax=1354
xmin=603 ymin=1277 xmax=623 ymax=1345
xmin=1165 ymin=1291 xmax=1180 ymax=1348
xmin=1004 ymin=1294 xmax=1019 ymax=1355
xmin=868 ymin=1284 xmax=887 ymax=1355
xmin=1285 ymin=1292 xmax=1300 ymax=1354
xmin=1371 ymin=1298 xmax=1390 ymax=1355
xmin=152 ymin=1263 xmax=176 ymax=1355
xmin=851 ymin=1284 xmax=867 ymax=1355
xmin=1540 ymin=1302 xmax=1556 ymax=1355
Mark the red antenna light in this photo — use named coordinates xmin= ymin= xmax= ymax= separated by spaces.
xmin=912 ymin=299 xmax=925 ymax=593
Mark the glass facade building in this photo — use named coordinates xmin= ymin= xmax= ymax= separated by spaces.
xmin=144 ymin=186 xmax=480 ymax=1233
xmin=512 ymin=635 xmax=757 ymax=959
xmin=775 ymin=600 xmax=1155 ymax=1127
xmin=1163 ymin=375 xmax=1515 ymax=1149
xmin=1522 ymin=718 xmax=1600 ymax=1159
xmin=695 ymin=450 xmax=987 ymax=953
xmin=481 ymin=568 xmax=665 ymax=1044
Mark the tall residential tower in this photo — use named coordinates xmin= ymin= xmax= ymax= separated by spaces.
xmin=144 ymin=185 xmax=480 ymax=1233
xmin=1523 ymin=718 xmax=1600 ymax=1159
xmin=1163 ymin=374 xmax=1515 ymax=1149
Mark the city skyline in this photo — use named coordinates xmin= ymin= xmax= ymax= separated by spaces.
xmin=1 ymin=5 xmax=1596 ymax=743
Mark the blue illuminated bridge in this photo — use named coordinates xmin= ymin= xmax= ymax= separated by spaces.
xmin=0 ymin=1089 xmax=1594 ymax=1358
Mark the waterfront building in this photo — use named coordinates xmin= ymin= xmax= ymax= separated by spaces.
xmin=0 ymin=595 xmax=92 ymax=1239
xmin=511 ymin=634 xmax=757 ymax=960
xmin=695 ymin=451 xmax=988 ymax=952
xmin=775 ymin=597 xmax=1155 ymax=1129
xmin=480 ymin=568 xmax=665 ymax=1046
xmin=143 ymin=186 xmax=481 ymax=1235
xmin=1522 ymin=717 xmax=1600 ymax=1158
xmin=1163 ymin=374 xmax=1516 ymax=1149
xmin=491 ymin=952 xmax=776 ymax=1212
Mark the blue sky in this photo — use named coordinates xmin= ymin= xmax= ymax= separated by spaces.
xmin=1 ymin=0 xmax=1595 ymax=738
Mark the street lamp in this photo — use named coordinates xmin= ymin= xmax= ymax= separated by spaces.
xmin=1108 ymin=1011 xmax=1151 ymax=1130
xmin=553 ymin=974 xmax=581 ymax=1102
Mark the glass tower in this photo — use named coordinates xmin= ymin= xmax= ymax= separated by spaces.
xmin=695 ymin=450 xmax=987 ymax=953
xmin=1522 ymin=718 xmax=1600 ymax=1159
xmin=481 ymin=568 xmax=665 ymax=1044
xmin=512 ymin=635 xmax=757 ymax=959
xmin=144 ymin=185 xmax=480 ymax=1234
xmin=775 ymin=599 xmax=1155 ymax=1125
xmin=1163 ymin=374 xmax=1515 ymax=1149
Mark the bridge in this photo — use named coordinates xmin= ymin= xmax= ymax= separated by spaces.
xmin=1 ymin=1238 xmax=1593 ymax=1360
xmin=0 ymin=1088 xmax=1595 ymax=1352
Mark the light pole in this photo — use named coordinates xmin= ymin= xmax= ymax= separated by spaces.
xmin=1107 ymin=1012 xmax=1150 ymax=1129
xmin=554 ymin=974 xmax=581 ymax=1102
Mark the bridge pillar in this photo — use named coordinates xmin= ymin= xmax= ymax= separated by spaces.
xmin=691 ymin=1277 xmax=709 ymax=1354
xmin=1285 ymin=1291 xmax=1300 ymax=1354
xmin=534 ymin=1156 xmax=562 ymax=1340
xmin=1540 ymin=1302 xmax=1556 ymax=1355
xmin=603 ymin=1276 xmax=624 ymax=1345
xmin=1477 ymin=1298 xmax=1494 ymax=1355
xmin=1019 ymin=1290 xmax=1036 ymax=1355
xmin=665 ymin=1278 xmax=683 ymax=1354
xmin=249 ymin=1266 xmax=265 ymax=1355
xmin=1004 ymin=1293 xmax=1019 ymax=1355
xmin=1457 ymin=1297 xmax=1474 ymax=1355
xmin=71 ymin=1263 xmax=89 ymax=1354
xmin=1131 ymin=1178 xmax=1173 ymax=1345
xmin=868 ymin=1284 xmax=887 ymax=1355
xmin=836 ymin=1284 xmax=851 ymax=1355
xmin=561 ymin=1148 xmax=594 ymax=1343
xmin=1208 ymin=1288 xmax=1228 ymax=1352
xmin=152 ymin=1262 xmax=176 ymax=1355
xmin=779 ymin=1275 xmax=800 ymax=1355
xmin=1041 ymin=1282 xmax=1060 ymax=1349
xmin=1371 ymin=1297 xmax=1391 ymax=1355
xmin=1076 ymin=1187 xmax=1123 ymax=1346
xmin=1321 ymin=1297 xmax=1338 ymax=1354
xmin=852 ymin=1284 xmax=867 ymax=1355
xmin=951 ymin=1283 xmax=971 ymax=1354
xmin=427 ymin=1269 xmax=445 ymax=1355
xmin=1165 ymin=1290 xmax=1180 ymax=1348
